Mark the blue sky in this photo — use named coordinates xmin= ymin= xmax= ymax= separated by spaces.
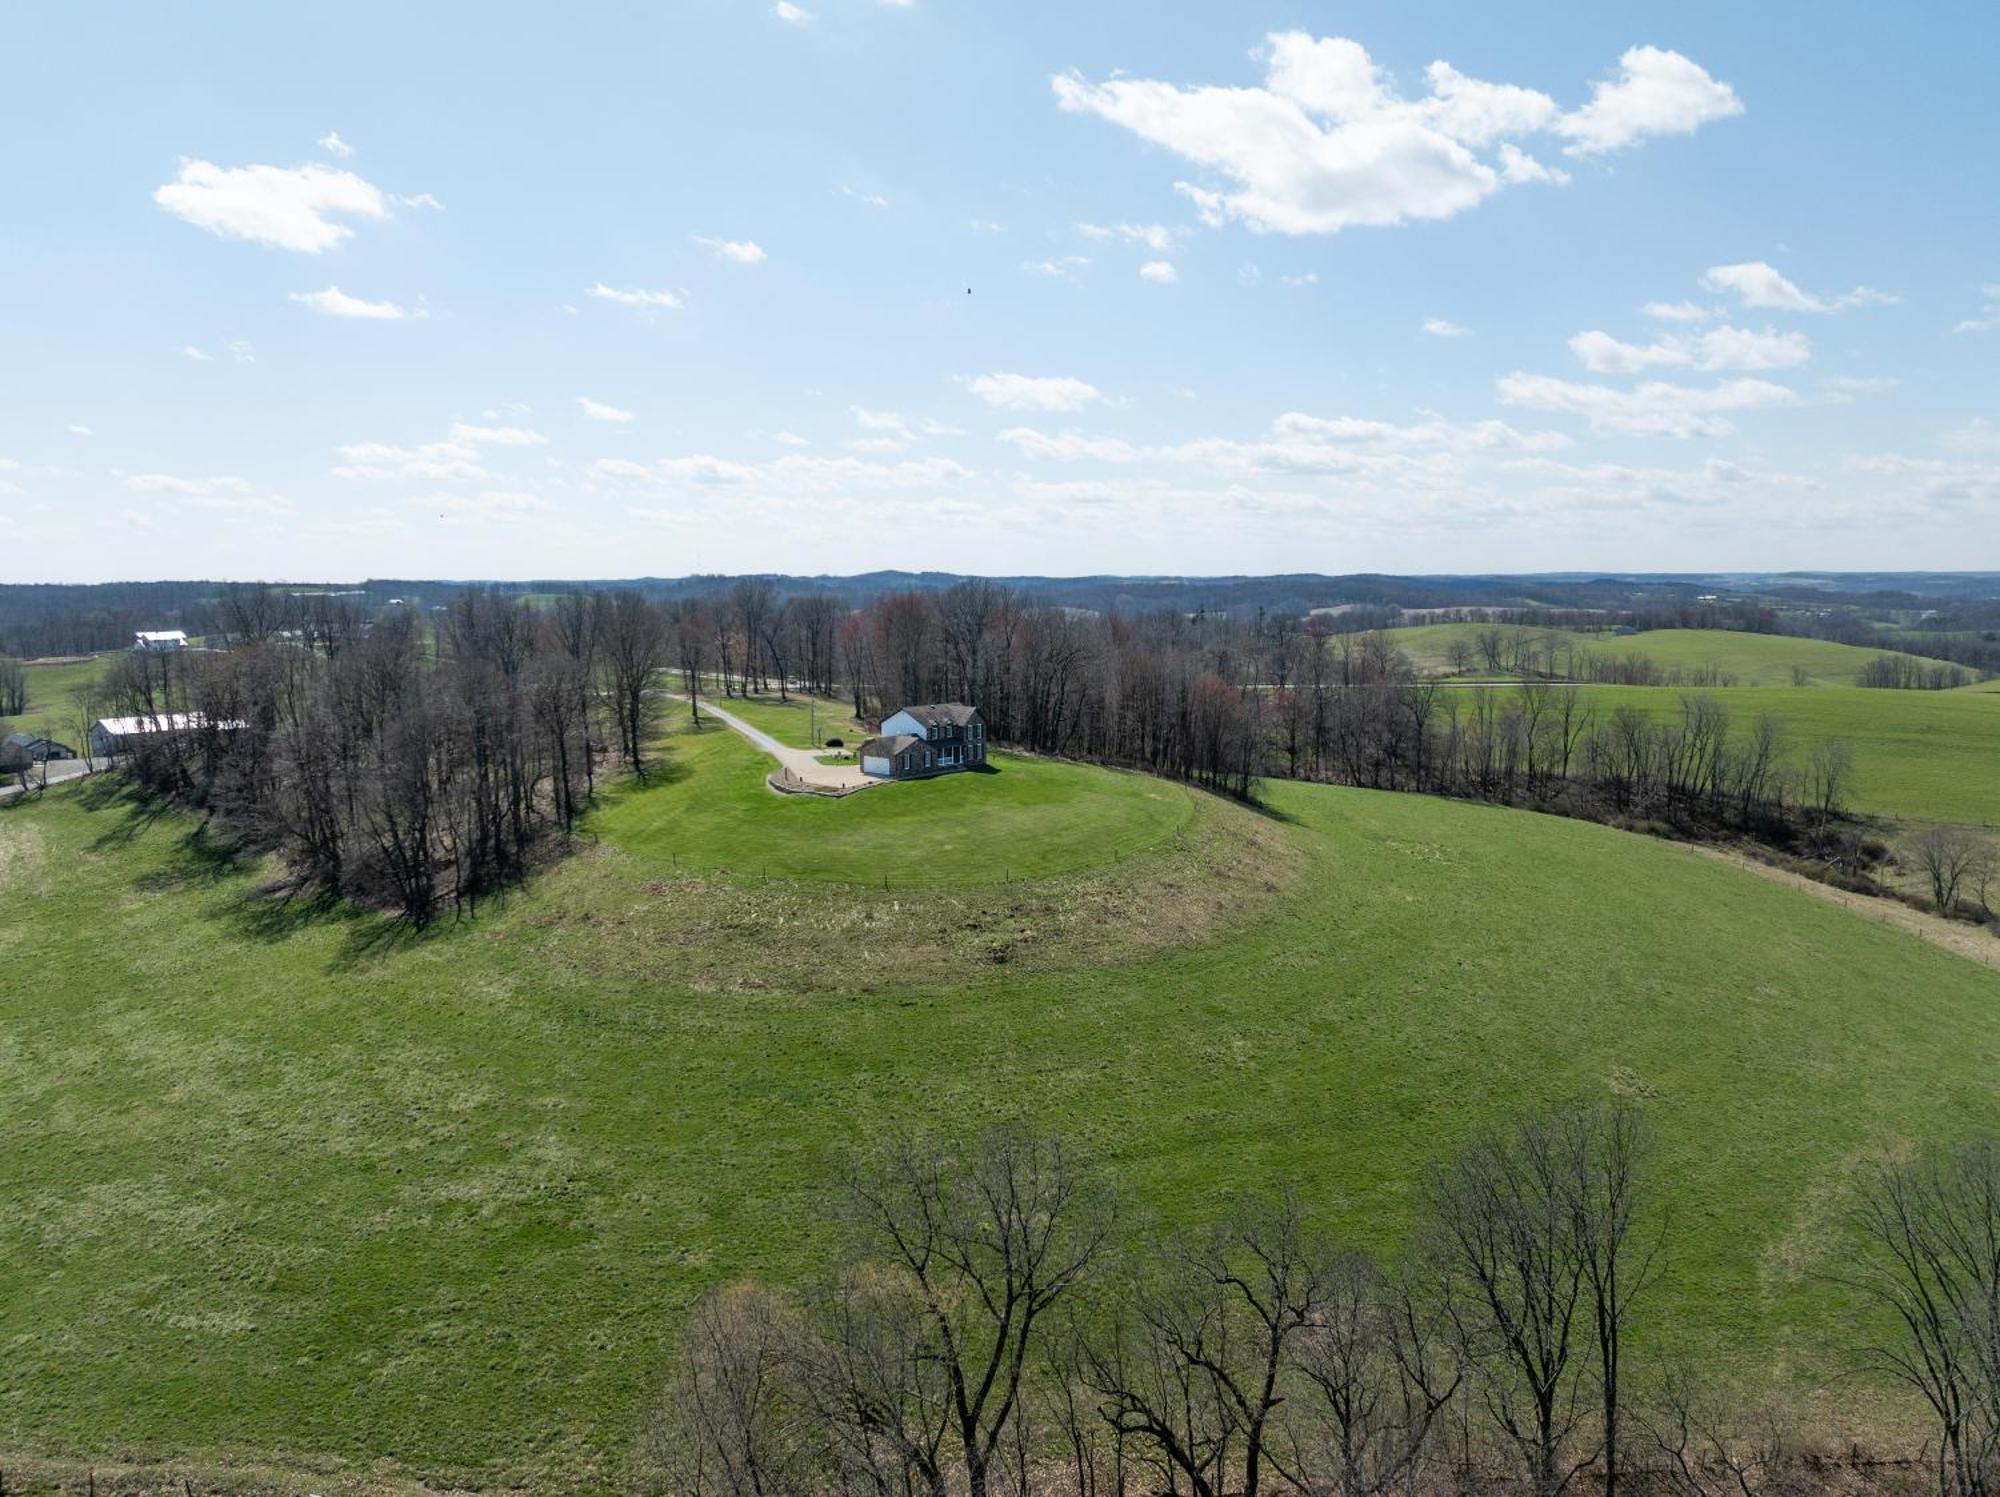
xmin=3 ymin=1 xmax=1995 ymax=582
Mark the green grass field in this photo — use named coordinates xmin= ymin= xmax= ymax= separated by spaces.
xmin=1439 ymin=682 xmax=2000 ymax=827
xmin=4 ymin=713 xmax=2000 ymax=1488
xmin=594 ymin=719 xmax=1195 ymax=884
xmin=693 ymin=688 xmax=864 ymax=747
xmin=3 ymin=655 xmax=106 ymax=744
xmin=1388 ymin=623 xmax=1950 ymax=687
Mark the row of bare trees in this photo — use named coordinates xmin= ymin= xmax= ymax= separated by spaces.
xmin=648 ymin=1118 xmax=2000 ymax=1497
xmin=1858 ymin=656 xmax=1974 ymax=691
xmin=644 ymin=1104 xmax=1666 ymax=1497
xmin=101 ymin=589 xmax=673 ymax=923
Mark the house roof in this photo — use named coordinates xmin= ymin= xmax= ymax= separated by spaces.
xmin=860 ymin=734 xmax=923 ymax=757
xmin=892 ymin=702 xmax=979 ymax=728
xmin=3 ymin=731 xmax=63 ymax=749
xmin=94 ymin=712 xmax=242 ymax=736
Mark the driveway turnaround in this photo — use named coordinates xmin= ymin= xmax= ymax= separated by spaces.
xmin=678 ymin=698 xmax=875 ymax=791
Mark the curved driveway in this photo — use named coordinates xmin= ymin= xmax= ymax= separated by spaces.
xmin=680 ymin=697 xmax=875 ymax=790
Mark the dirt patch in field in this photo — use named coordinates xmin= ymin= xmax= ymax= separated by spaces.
xmin=1681 ymin=842 xmax=2000 ymax=974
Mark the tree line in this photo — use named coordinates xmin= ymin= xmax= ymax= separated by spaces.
xmin=97 ymin=587 xmax=673 ymax=924
xmin=643 ymin=1111 xmax=2000 ymax=1497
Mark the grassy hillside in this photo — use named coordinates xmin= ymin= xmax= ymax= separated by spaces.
xmin=3 ymin=655 xmax=105 ymax=744
xmin=594 ymin=718 xmax=1195 ymax=884
xmin=1440 ymin=682 xmax=2000 ymax=827
xmin=1387 ymin=622 xmax=1947 ymax=687
xmin=4 ymin=717 xmax=2000 ymax=1487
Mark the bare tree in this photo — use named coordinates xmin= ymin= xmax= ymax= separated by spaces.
xmin=1426 ymin=1101 xmax=1658 ymax=1497
xmin=1845 ymin=1138 xmax=2000 ymax=1497
xmin=836 ymin=1124 xmax=1113 ymax=1497
xmin=1281 ymin=1249 xmax=1462 ymax=1497
xmin=600 ymin=590 xmax=669 ymax=775
xmin=1636 ymin=1360 xmax=1795 ymax=1497
xmin=0 ymin=655 xmax=26 ymax=717
xmin=1912 ymin=827 xmax=1991 ymax=916
xmin=642 ymin=1282 xmax=810 ymax=1497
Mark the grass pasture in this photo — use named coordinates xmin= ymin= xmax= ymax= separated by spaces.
xmin=3 ymin=713 xmax=2000 ymax=1487
xmin=694 ymin=688 xmax=864 ymax=747
xmin=1387 ymin=622 xmax=1949 ymax=687
xmin=4 ymin=655 xmax=106 ymax=744
xmin=1440 ymin=682 xmax=2000 ymax=827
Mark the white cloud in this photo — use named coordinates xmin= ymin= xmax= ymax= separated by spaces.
xmin=407 ymin=490 xmax=553 ymax=518
xmin=182 ymin=344 xmax=212 ymax=361
xmin=774 ymin=1 xmax=813 ymax=21
xmin=1078 ymin=221 xmax=1179 ymax=253
xmin=1943 ymin=417 xmax=2000 ymax=455
xmin=290 ymin=285 xmax=417 ymax=320
xmin=1567 ymin=325 xmax=1808 ymax=373
xmin=154 ymin=159 xmax=388 ymax=252
xmin=66 ymin=424 xmax=93 ymax=436
xmin=1053 ymin=33 xmax=1735 ymax=237
xmin=1551 ymin=46 xmax=1743 ymax=156
xmin=449 ymin=422 xmax=548 ymax=447
xmin=1282 ymin=271 xmax=1320 ymax=287
xmin=853 ymin=407 xmax=914 ymax=435
xmin=1023 ymin=255 xmax=1091 ymax=282
xmin=588 ymin=283 xmax=685 ymax=312
xmin=772 ymin=430 xmax=810 ymax=446
xmin=840 ymin=185 xmax=889 ymax=209
xmin=126 ymin=473 xmax=250 ymax=497
xmin=318 ymin=131 xmax=355 ymax=159
xmin=1700 ymin=261 xmax=1895 ymax=313
xmin=1497 ymin=371 xmax=1800 ymax=437
xmin=578 ymin=396 xmax=636 ymax=423
xmin=597 ymin=453 xmax=973 ymax=500
xmin=1139 ymin=259 xmax=1179 ymax=284
xmin=1952 ymin=284 xmax=2000 ymax=335
xmin=965 ymin=372 xmax=1103 ymax=411
xmin=333 ymin=438 xmax=488 ymax=482
xmin=227 ymin=339 xmax=256 ymax=363
xmin=693 ymin=235 xmax=767 ymax=264
xmin=397 ymin=191 xmax=445 ymax=212
xmin=1642 ymin=300 xmax=1712 ymax=323
xmin=1423 ymin=318 xmax=1471 ymax=338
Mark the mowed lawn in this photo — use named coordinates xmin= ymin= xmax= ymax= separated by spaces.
xmin=592 ymin=720 xmax=1194 ymax=883
xmin=1389 ymin=623 xmax=1948 ymax=687
xmin=690 ymin=689 xmax=864 ymax=748
xmin=4 ymin=731 xmax=2000 ymax=1486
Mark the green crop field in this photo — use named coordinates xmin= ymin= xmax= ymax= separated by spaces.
xmin=1386 ymin=622 xmax=1949 ymax=687
xmin=4 ymin=712 xmax=2000 ymax=1489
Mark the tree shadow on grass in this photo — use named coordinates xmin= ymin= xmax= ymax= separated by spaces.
xmin=217 ymin=880 xmax=444 ymax=971
xmin=70 ymin=774 xmax=185 ymax=849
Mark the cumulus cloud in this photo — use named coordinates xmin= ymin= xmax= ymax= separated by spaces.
xmin=1567 ymin=325 xmax=1810 ymax=373
xmin=588 ymin=283 xmax=685 ymax=312
xmin=693 ymin=235 xmax=767 ymax=264
xmin=333 ymin=438 xmax=489 ymax=482
xmin=1953 ymin=284 xmax=2000 ymax=335
xmin=578 ymin=396 xmax=636 ymax=422
xmin=998 ymin=410 xmax=1571 ymax=473
xmin=1423 ymin=318 xmax=1472 ymax=337
xmin=1023 ymin=255 xmax=1091 ymax=282
xmin=1052 ymin=33 xmax=1738 ymax=236
xmin=1139 ymin=259 xmax=1179 ymax=284
xmin=1700 ymin=261 xmax=1895 ymax=313
xmin=1551 ymin=45 xmax=1744 ymax=155
xmin=154 ymin=159 xmax=388 ymax=252
xmin=965 ymin=372 xmax=1104 ymax=411
xmin=1496 ymin=371 xmax=1800 ymax=437
xmin=290 ymin=285 xmax=418 ymax=320
xmin=774 ymin=1 xmax=813 ymax=21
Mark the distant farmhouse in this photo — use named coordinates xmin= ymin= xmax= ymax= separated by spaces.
xmin=859 ymin=703 xmax=987 ymax=780
xmin=89 ymin=712 xmax=238 ymax=756
xmin=3 ymin=731 xmax=76 ymax=763
xmin=132 ymin=630 xmax=188 ymax=652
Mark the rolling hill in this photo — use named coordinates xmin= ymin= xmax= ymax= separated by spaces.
xmin=4 ymin=715 xmax=1998 ymax=1487
xmin=1387 ymin=623 xmax=1953 ymax=687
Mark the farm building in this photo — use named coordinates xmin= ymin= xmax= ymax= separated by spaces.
xmin=2 ymin=731 xmax=78 ymax=762
xmin=89 ymin=712 xmax=239 ymax=756
xmin=859 ymin=703 xmax=986 ymax=780
xmin=132 ymin=630 xmax=189 ymax=652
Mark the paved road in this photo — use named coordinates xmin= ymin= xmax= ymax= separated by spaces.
xmin=0 ymin=757 xmax=110 ymax=802
xmin=677 ymin=697 xmax=875 ymax=791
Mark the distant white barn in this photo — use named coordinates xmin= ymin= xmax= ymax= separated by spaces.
xmin=132 ymin=630 xmax=188 ymax=652
xmin=89 ymin=712 xmax=239 ymax=756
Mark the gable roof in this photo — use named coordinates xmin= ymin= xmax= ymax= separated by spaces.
xmin=892 ymin=702 xmax=979 ymax=728
xmin=3 ymin=731 xmax=63 ymax=749
xmin=860 ymin=734 xmax=923 ymax=757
